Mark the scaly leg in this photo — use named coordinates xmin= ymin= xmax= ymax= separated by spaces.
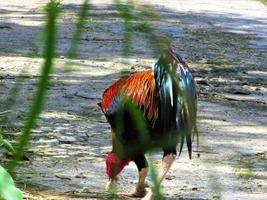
xmin=121 ymin=155 xmax=148 ymax=197
xmin=157 ymin=153 xmax=176 ymax=183
xmin=125 ymin=167 xmax=148 ymax=197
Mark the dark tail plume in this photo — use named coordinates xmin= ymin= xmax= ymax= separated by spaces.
xmin=154 ymin=49 xmax=198 ymax=158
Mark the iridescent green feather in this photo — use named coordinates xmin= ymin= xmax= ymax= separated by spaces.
xmin=154 ymin=49 xmax=197 ymax=158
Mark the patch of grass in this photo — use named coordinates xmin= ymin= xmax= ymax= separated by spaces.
xmin=238 ymin=159 xmax=254 ymax=179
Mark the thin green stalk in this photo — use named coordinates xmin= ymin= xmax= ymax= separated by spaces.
xmin=137 ymin=5 xmax=171 ymax=56
xmin=65 ymin=0 xmax=91 ymax=71
xmin=67 ymin=0 xmax=91 ymax=59
xmin=147 ymin=154 xmax=165 ymax=200
xmin=7 ymin=0 xmax=59 ymax=173
xmin=114 ymin=0 xmax=134 ymax=57
xmin=115 ymin=100 xmax=150 ymax=158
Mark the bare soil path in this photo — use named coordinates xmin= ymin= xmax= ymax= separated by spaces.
xmin=0 ymin=0 xmax=266 ymax=199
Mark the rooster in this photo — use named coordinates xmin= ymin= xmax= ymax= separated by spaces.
xmin=98 ymin=49 xmax=198 ymax=199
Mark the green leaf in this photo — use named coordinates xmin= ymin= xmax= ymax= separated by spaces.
xmin=0 ymin=134 xmax=15 ymax=153
xmin=2 ymin=139 xmax=15 ymax=153
xmin=0 ymin=110 xmax=12 ymax=116
xmin=0 ymin=166 xmax=22 ymax=200
xmin=0 ymin=135 xmax=3 ymax=144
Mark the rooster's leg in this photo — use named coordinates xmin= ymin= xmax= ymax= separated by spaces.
xmin=142 ymin=149 xmax=177 ymax=200
xmin=158 ymin=152 xmax=176 ymax=183
xmin=121 ymin=155 xmax=148 ymax=197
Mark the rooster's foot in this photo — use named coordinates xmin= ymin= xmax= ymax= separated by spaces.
xmin=141 ymin=188 xmax=154 ymax=200
xmin=120 ymin=187 xmax=147 ymax=198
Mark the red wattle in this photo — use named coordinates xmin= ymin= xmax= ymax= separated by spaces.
xmin=106 ymin=152 xmax=129 ymax=178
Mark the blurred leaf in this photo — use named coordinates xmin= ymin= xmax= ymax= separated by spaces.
xmin=66 ymin=0 xmax=91 ymax=60
xmin=0 ymin=110 xmax=12 ymax=116
xmin=124 ymin=100 xmax=149 ymax=143
xmin=1 ymin=140 xmax=15 ymax=154
xmin=0 ymin=166 xmax=22 ymax=200
xmin=147 ymin=155 xmax=165 ymax=200
xmin=114 ymin=0 xmax=134 ymax=57
xmin=0 ymin=134 xmax=15 ymax=154
xmin=134 ymin=21 xmax=150 ymax=32
xmin=261 ymin=0 xmax=267 ymax=6
xmin=65 ymin=0 xmax=91 ymax=72
xmin=115 ymin=99 xmax=150 ymax=157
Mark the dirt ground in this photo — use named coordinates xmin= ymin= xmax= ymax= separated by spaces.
xmin=0 ymin=0 xmax=267 ymax=199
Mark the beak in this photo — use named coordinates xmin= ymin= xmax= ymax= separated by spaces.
xmin=105 ymin=178 xmax=117 ymax=192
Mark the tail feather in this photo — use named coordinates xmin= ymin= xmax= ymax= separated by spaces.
xmin=178 ymin=135 xmax=184 ymax=157
xmin=154 ymin=49 xmax=198 ymax=158
xmin=186 ymin=134 xmax=192 ymax=159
